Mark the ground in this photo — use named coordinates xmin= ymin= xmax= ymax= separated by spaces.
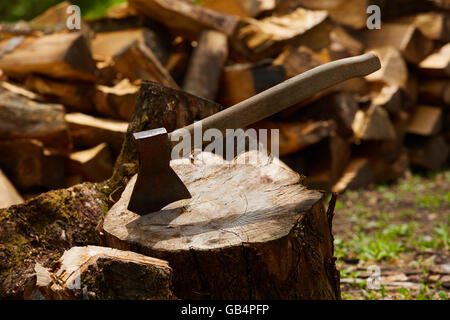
xmin=331 ymin=169 xmax=450 ymax=300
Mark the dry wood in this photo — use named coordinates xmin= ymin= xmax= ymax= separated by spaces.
xmin=273 ymin=45 xmax=325 ymax=79
xmin=0 ymin=139 xmax=66 ymax=189
xmin=219 ymin=60 xmax=285 ymax=107
xmin=128 ymin=0 xmax=238 ymax=38
xmin=91 ymin=28 xmax=169 ymax=64
xmin=406 ymin=135 xmax=449 ymax=170
xmin=1 ymin=81 xmax=46 ymax=101
xmin=365 ymin=47 xmax=408 ymax=89
xmin=67 ymin=143 xmax=114 ymax=183
xmin=94 ymin=79 xmax=139 ymax=121
xmin=200 ymin=0 xmax=276 ymax=17
xmin=250 ymin=119 xmax=336 ymax=156
xmin=112 ymin=40 xmax=178 ymax=87
xmin=231 ymin=7 xmax=331 ymax=61
xmin=0 ymin=89 xmax=72 ymax=152
xmin=24 ymin=75 xmax=96 ymax=113
xmin=418 ymin=79 xmax=450 ymax=106
xmin=332 ymin=158 xmax=373 ymax=193
xmin=418 ymin=43 xmax=450 ymax=77
xmin=0 ymin=32 xmax=98 ymax=82
xmin=34 ymin=246 xmax=173 ymax=300
xmin=104 ymin=151 xmax=340 ymax=299
xmin=406 ymin=105 xmax=443 ymax=136
xmin=329 ymin=25 xmax=364 ymax=60
xmin=352 ymin=105 xmax=397 ymax=141
xmin=394 ymin=12 xmax=450 ymax=42
xmin=298 ymin=0 xmax=432 ymax=29
xmin=360 ymin=23 xmax=434 ymax=64
xmin=182 ymin=30 xmax=228 ymax=100
xmin=65 ymin=113 xmax=128 ymax=157
xmin=0 ymin=169 xmax=23 ymax=209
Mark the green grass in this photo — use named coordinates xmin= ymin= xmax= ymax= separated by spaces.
xmin=0 ymin=0 xmax=126 ymax=22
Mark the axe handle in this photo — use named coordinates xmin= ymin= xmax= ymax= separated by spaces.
xmin=171 ymin=52 xmax=380 ymax=142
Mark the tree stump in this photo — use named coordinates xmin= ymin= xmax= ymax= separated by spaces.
xmin=104 ymin=151 xmax=340 ymax=299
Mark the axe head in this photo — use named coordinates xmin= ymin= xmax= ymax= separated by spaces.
xmin=127 ymin=128 xmax=192 ymax=215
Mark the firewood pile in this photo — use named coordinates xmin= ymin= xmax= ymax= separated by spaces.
xmin=0 ymin=0 xmax=449 ymax=211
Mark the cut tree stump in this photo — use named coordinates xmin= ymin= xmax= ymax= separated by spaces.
xmin=34 ymin=246 xmax=174 ymax=300
xmin=104 ymin=151 xmax=340 ymax=300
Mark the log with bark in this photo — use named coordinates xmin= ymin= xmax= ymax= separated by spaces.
xmin=0 ymin=32 xmax=98 ymax=82
xmin=182 ymin=30 xmax=228 ymax=100
xmin=34 ymin=246 xmax=174 ymax=300
xmin=0 ymin=89 xmax=72 ymax=152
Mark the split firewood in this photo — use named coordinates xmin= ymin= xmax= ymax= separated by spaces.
xmin=297 ymin=0 xmax=432 ymax=29
xmin=112 ymin=40 xmax=178 ymax=87
xmin=94 ymin=79 xmax=139 ymax=121
xmin=231 ymin=7 xmax=331 ymax=61
xmin=369 ymin=84 xmax=405 ymax=114
xmin=29 ymin=1 xmax=92 ymax=39
xmin=0 ymin=169 xmax=23 ymax=209
xmin=200 ymin=0 xmax=276 ymax=17
xmin=24 ymin=75 xmax=96 ymax=113
xmin=104 ymin=151 xmax=339 ymax=299
xmin=368 ymin=151 xmax=410 ymax=185
xmin=406 ymin=105 xmax=443 ymax=136
xmin=365 ymin=47 xmax=408 ymax=89
xmin=418 ymin=79 xmax=450 ymax=106
xmin=352 ymin=105 xmax=397 ymax=141
xmin=128 ymin=0 xmax=238 ymax=38
xmin=273 ymin=45 xmax=325 ymax=79
xmin=219 ymin=60 xmax=285 ymax=107
xmin=406 ymin=135 xmax=449 ymax=171
xmin=250 ymin=119 xmax=336 ymax=156
xmin=67 ymin=143 xmax=114 ymax=183
xmin=182 ymin=30 xmax=228 ymax=100
xmin=0 ymin=32 xmax=98 ymax=82
xmin=332 ymin=158 xmax=373 ymax=193
xmin=0 ymin=139 xmax=66 ymax=190
xmin=34 ymin=246 xmax=174 ymax=300
xmin=91 ymin=28 xmax=169 ymax=64
xmin=290 ymin=92 xmax=359 ymax=138
xmin=65 ymin=113 xmax=128 ymax=157
xmin=360 ymin=23 xmax=434 ymax=64
xmin=0 ymin=89 xmax=72 ymax=152
xmin=328 ymin=25 xmax=364 ymax=60
xmin=393 ymin=12 xmax=450 ymax=42
xmin=1 ymin=80 xmax=45 ymax=101
xmin=418 ymin=43 xmax=450 ymax=77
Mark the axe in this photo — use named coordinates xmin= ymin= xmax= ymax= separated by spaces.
xmin=127 ymin=52 xmax=381 ymax=215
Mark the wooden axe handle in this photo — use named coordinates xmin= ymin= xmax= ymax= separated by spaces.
xmin=171 ymin=52 xmax=380 ymax=140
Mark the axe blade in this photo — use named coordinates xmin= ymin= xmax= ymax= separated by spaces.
xmin=127 ymin=128 xmax=192 ymax=215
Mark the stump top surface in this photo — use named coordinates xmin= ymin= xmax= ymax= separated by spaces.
xmin=104 ymin=151 xmax=322 ymax=251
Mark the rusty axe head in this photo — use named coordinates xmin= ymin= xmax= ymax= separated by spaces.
xmin=127 ymin=128 xmax=192 ymax=215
